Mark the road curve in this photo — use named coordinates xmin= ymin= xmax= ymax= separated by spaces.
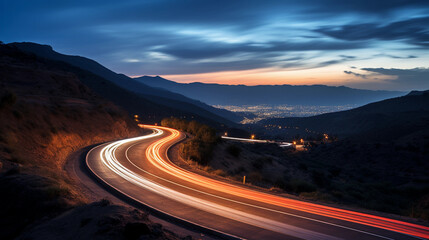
xmin=86 ymin=125 xmax=429 ymax=240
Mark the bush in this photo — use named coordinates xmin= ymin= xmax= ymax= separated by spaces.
xmin=248 ymin=171 xmax=263 ymax=183
xmin=277 ymin=178 xmax=316 ymax=194
xmin=45 ymin=184 xmax=70 ymax=199
xmin=162 ymin=117 xmax=218 ymax=165
xmin=226 ymin=144 xmax=241 ymax=158
xmin=311 ymin=170 xmax=330 ymax=187
xmin=124 ymin=222 xmax=151 ymax=239
xmin=212 ymin=169 xmax=227 ymax=177
xmin=290 ymin=179 xmax=316 ymax=193
xmin=0 ymin=91 xmax=17 ymax=109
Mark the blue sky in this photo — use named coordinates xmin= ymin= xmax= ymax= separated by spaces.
xmin=2 ymin=0 xmax=429 ymax=90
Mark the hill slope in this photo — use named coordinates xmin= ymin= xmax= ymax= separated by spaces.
xmin=0 ymin=42 xmax=190 ymax=240
xmin=0 ymin=43 xmax=139 ymax=238
xmin=10 ymin=42 xmax=241 ymax=124
xmin=136 ymin=75 xmax=405 ymax=106
xmin=261 ymin=90 xmax=429 ymax=140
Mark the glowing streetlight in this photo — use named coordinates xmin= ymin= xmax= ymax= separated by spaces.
xmin=251 ymin=134 xmax=255 ymax=139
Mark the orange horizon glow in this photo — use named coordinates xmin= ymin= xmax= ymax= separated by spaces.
xmin=133 ymin=67 xmax=349 ymax=86
xmin=131 ymin=66 xmax=398 ymax=90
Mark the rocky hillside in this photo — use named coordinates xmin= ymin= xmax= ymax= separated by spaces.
xmin=0 ymin=44 xmax=186 ymax=239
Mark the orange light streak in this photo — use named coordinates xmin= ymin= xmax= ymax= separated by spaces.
xmin=143 ymin=125 xmax=429 ymax=239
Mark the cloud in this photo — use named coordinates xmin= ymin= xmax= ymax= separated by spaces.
xmin=344 ymin=70 xmax=367 ymax=79
xmin=316 ymin=17 xmax=429 ymax=47
xmin=361 ymin=68 xmax=429 ymax=90
xmin=339 ymin=55 xmax=356 ymax=59
xmin=157 ymin=40 xmax=365 ymax=60
xmin=373 ymin=54 xmax=417 ymax=59
xmin=2 ymin=0 xmax=429 ymax=79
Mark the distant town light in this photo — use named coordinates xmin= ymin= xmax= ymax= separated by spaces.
xmin=251 ymin=134 xmax=255 ymax=139
xmin=134 ymin=114 xmax=139 ymax=118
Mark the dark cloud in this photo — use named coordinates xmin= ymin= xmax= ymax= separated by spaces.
xmin=304 ymin=0 xmax=429 ymax=14
xmin=317 ymin=17 xmax=429 ymax=47
xmin=339 ymin=55 xmax=356 ymax=59
xmin=362 ymin=68 xmax=429 ymax=90
xmin=158 ymin=40 xmax=365 ymax=60
xmin=373 ymin=54 xmax=417 ymax=59
xmin=2 ymin=0 xmax=429 ymax=79
xmin=344 ymin=70 xmax=367 ymax=79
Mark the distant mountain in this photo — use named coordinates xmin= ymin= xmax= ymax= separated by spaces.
xmin=9 ymin=42 xmax=241 ymax=124
xmin=261 ymin=90 xmax=429 ymax=140
xmin=136 ymin=75 xmax=405 ymax=106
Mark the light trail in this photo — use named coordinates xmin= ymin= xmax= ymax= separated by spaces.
xmin=94 ymin=125 xmax=429 ymax=239
xmin=143 ymin=125 xmax=429 ymax=239
xmin=221 ymin=136 xmax=269 ymax=143
xmin=221 ymin=136 xmax=293 ymax=147
xmin=98 ymin=128 xmax=336 ymax=239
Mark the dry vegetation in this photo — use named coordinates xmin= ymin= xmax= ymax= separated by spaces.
xmin=208 ymin=137 xmax=429 ymax=222
xmin=161 ymin=117 xmax=219 ymax=165
xmin=0 ymin=44 xmax=190 ymax=239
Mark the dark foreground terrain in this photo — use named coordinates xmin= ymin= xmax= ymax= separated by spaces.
xmin=181 ymin=92 xmax=429 ymax=222
xmin=0 ymin=43 xmax=190 ymax=239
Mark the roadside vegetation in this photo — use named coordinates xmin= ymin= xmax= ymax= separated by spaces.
xmin=161 ymin=117 xmax=219 ymax=165
xmin=208 ymin=138 xmax=429 ymax=222
xmin=0 ymin=43 xmax=192 ymax=240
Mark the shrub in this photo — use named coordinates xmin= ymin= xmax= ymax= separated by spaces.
xmin=124 ymin=222 xmax=151 ymax=239
xmin=312 ymin=170 xmax=330 ymax=187
xmin=162 ymin=117 xmax=218 ymax=165
xmin=248 ymin=171 xmax=263 ymax=183
xmin=329 ymin=167 xmax=341 ymax=177
xmin=0 ymin=91 xmax=17 ymax=109
xmin=212 ymin=169 xmax=227 ymax=177
xmin=226 ymin=144 xmax=241 ymax=158
xmin=298 ymin=162 xmax=308 ymax=171
xmin=290 ymin=179 xmax=316 ymax=193
xmin=45 ymin=184 xmax=70 ymax=199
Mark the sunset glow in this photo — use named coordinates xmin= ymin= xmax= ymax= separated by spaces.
xmin=3 ymin=0 xmax=429 ymax=90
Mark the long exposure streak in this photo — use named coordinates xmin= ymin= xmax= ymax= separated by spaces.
xmin=98 ymin=125 xmax=429 ymax=239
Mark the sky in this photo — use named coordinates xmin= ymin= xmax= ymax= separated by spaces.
xmin=2 ymin=0 xmax=429 ymax=91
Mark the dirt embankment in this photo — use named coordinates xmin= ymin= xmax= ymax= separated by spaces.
xmin=0 ymin=44 xmax=191 ymax=240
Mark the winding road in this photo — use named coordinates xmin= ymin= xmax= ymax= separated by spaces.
xmin=85 ymin=125 xmax=429 ymax=240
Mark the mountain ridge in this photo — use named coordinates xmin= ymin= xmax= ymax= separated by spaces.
xmin=9 ymin=42 xmax=241 ymax=124
xmin=260 ymin=90 xmax=429 ymax=140
xmin=136 ymin=75 xmax=405 ymax=106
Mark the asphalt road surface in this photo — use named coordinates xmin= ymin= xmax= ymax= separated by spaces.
xmin=86 ymin=125 xmax=429 ymax=240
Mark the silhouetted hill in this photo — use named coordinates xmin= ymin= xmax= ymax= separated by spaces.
xmin=136 ymin=75 xmax=405 ymax=106
xmin=261 ymin=90 xmax=429 ymax=140
xmin=0 ymin=42 xmax=188 ymax=240
xmin=9 ymin=42 xmax=241 ymax=124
